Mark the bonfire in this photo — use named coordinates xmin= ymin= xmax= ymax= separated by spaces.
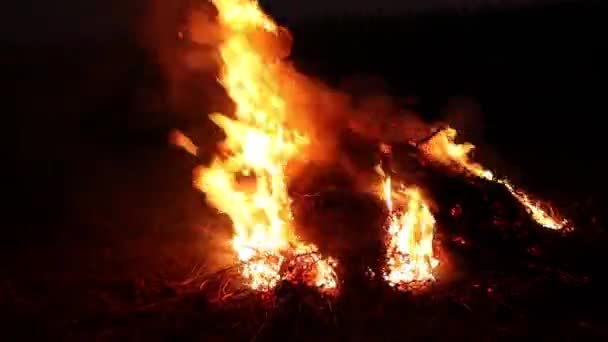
xmin=171 ymin=0 xmax=571 ymax=298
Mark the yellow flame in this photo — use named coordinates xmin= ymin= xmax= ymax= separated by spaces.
xmin=421 ymin=127 xmax=569 ymax=230
xmin=182 ymin=0 xmax=337 ymax=292
xmin=379 ymin=168 xmax=439 ymax=286
xmin=214 ymin=0 xmax=278 ymax=33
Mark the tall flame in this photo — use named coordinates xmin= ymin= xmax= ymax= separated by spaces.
xmin=179 ymin=0 xmax=337 ymax=292
xmin=378 ymin=167 xmax=439 ymax=287
xmin=421 ymin=127 xmax=569 ymax=230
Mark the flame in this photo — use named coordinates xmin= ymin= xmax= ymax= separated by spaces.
xmin=421 ymin=127 xmax=569 ymax=230
xmin=180 ymin=0 xmax=337 ymax=292
xmin=378 ymin=167 xmax=439 ymax=286
xmin=170 ymin=129 xmax=199 ymax=156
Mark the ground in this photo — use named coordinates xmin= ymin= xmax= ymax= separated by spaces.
xmin=4 ymin=136 xmax=607 ymax=340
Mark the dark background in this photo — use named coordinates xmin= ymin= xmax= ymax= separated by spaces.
xmin=4 ymin=0 xmax=607 ymax=339
xmin=9 ymin=0 xmax=605 ymax=227
xmin=0 ymin=0 xmax=571 ymax=42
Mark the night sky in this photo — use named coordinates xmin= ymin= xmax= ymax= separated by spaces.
xmin=1 ymin=0 xmax=555 ymax=42
xmin=262 ymin=0 xmax=552 ymax=16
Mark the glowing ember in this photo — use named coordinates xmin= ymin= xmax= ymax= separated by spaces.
xmin=378 ymin=167 xmax=439 ymax=287
xmin=175 ymin=0 xmax=337 ymax=293
xmin=421 ymin=127 xmax=569 ymax=230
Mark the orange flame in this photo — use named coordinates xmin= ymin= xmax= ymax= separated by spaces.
xmin=377 ymin=167 xmax=439 ymax=287
xmin=175 ymin=0 xmax=337 ymax=292
xmin=421 ymin=127 xmax=569 ymax=230
xmin=170 ymin=129 xmax=198 ymax=156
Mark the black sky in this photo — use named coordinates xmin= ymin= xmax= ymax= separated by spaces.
xmin=2 ymin=0 xmax=558 ymax=42
xmin=262 ymin=0 xmax=553 ymax=16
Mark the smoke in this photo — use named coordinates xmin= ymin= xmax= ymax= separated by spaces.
xmin=147 ymin=1 xmax=455 ymax=161
xmin=441 ymin=96 xmax=484 ymax=142
xmin=158 ymin=5 xmax=492 ymax=181
xmin=138 ymin=0 xmax=226 ymax=123
xmin=186 ymin=7 xmax=222 ymax=71
xmin=149 ymin=2 xmax=493 ymax=274
xmin=146 ymin=2 xmax=497 ymax=199
xmin=439 ymin=96 xmax=512 ymax=180
xmin=165 ymin=3 xmax=460 ymax=203
xmin=142 ymin=0 xmax=492 ymax=160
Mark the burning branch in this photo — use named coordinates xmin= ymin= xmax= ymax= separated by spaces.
xmin=419 ymin=126 xmax=570 ymax=230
